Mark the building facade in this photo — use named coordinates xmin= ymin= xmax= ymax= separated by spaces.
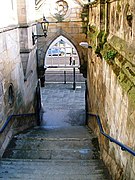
xmin=0 ymin=0 xmax=38 ymax=156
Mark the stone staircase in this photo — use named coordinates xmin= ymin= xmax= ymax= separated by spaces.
xmin=0 ymin=125 xmax=111 ymax=180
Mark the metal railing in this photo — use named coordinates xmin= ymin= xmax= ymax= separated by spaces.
xmin=87 ymin=113 xmax=135 ymax=156
xmin=0 ymin=80 xmax=42 ymax=134
xmin=0 ymin=113 xmax=36 ymax=134
xmin=36 ymin=80 xmax=42 ymax=125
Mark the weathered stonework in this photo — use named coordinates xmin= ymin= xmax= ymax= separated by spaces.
xmin=0 ymin=0 xmax=38 ymax=157
xmin=87 ymin=0 xmax=135 ymax=179
xmin=35 ymin=0 xmax=89 ymax=83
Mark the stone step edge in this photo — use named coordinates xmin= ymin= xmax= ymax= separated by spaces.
xmin=1 ymin=158 xmax=103 ymax=163
xmin=14 ymin=137 xmax=92 ymax=141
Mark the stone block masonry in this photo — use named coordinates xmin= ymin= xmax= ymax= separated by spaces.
xmin=87 ymin=0 xmax=135 ymax=179
xmin=0 ymin=0 xmax=38 ymax=157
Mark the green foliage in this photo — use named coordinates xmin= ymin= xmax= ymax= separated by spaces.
xmin=104 ymin=50 xmax=117 ymax=61
xmin=100 ymin=43 xmax=118 ymax=62
xmin=87 ymin=25 xmax=99 ymax=47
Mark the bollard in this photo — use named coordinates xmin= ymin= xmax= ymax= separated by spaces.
xmin=64 ymin=70 xmax=66 ymax=84
xmin=73 ymin=67 xmax=76 ymax=90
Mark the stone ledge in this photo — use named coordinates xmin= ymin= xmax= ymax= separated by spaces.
xmin=0 ymin=25 xmax=18 ymax=34
xmin=18 ymin=22 xmax=36 ymax=28
xmin=108 ymin=35 xmax=135 ymax=65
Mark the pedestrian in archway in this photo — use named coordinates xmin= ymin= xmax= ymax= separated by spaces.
xmin=69 ymin=54 xmax=72 ymax=65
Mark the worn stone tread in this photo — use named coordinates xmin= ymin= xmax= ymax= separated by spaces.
xmin=0 ymin=159 xmax=110 ymax=180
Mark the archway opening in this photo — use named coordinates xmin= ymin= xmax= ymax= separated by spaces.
xmin=45 ymin=35 xmax=80 ymax=68
xmin=44 ymin=35 xmax=84 ymax=84
xmin=41 ymin=37 xmax=86 ymax=127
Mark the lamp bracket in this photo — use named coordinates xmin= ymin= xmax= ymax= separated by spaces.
xmin=32 ymin=32 xmax=47 ymax=45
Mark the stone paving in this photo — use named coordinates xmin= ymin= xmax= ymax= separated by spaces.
xmin=41 ymin=83 xmax=86 ymax=127
xmin=45 ymin=68 xmax=85 ymax=83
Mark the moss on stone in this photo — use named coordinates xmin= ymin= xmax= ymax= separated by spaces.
xmin=88 ymin=28 xmax=108 ymax=55
xmin=112 ymin=64 xmax=120 ymax=76
xmin=115 ymin=55 xmax=126 ymax=67
xmin=108 ymin=35 xmax=135 ymax=65
xmin=101 ymin=43 xmax=134 ymax=96
xmin=104 ymin=50 xmax=117 ymax=61
xmin=81 ymin=4 xmax=89 ymax=35
xmin=128 ymin=86 xmax=135 ymax=109
xmin=119 ymin=76 xmax=133 ymax=92
xmin=87 ymin=25 xmax=99 ymax=45
xmin=117 ymin=2 xmax=121 ymax=12
xmin=101 ymin=43 xmax=117 ymax=61
xmin=118 ymin=71 xmax=126 ymax=83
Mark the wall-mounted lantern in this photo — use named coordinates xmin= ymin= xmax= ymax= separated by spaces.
xmin=32 ymin=16 xmax=49 ymax=45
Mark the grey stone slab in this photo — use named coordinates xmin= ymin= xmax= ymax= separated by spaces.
xmin=0 ymin=160 xmax=110 ymax=180
xmin=4 ymin=139 xmax=93 ymax=151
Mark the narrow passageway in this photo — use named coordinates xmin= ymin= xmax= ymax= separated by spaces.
xmin=41 ymin=83 xmax=86 ymax=127
xmin=0 ymin=82 xmax=111 ymax=179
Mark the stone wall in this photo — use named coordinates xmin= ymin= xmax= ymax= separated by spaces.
xmin=35 ymin=0 xmax=88 ymax=82
xmin=0 ymin=0 xmax=38 ymax=157
xmin=87 ymin=0 xmax=135 ymax=179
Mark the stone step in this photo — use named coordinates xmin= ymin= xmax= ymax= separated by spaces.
xmin=1 ymin=125 xmax=111 ymax=179
xmin=3 ymin=139 xmax=94 ymax=151
xmin=3 ymin=126 xmax=99 ymax=160
xmin=0 ymin=159 xmax=110 ymax=180
xmin=3 ymin=148 xmax=96 ymax=160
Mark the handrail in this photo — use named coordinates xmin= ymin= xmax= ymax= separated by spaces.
xmin=0 ymin=113 xmax=36 ymax=134
xmin=0 ymin=80 xmax=42 ymax=134
xmin=87 ymin=113 xmax=135 ymax=156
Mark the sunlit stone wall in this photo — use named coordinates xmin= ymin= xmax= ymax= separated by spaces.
xmin=0 ymin=0 xmax=37 ymax=157
xmin=35 ymin=0 xmax=88 ymax=81
xmin=87 ymin=0 xmax=135 ymax=179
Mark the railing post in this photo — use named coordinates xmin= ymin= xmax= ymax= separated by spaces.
xmin=64 ymin=70 xmax=66 ymax=84
xmin=72 ymin=58 xmax=76 ymax=90
xmin=73 ymin=67 xmax=76 ymax=90
xmin=36 ymin=80 xmax=42 ymax=126
xmin=85 ymin=80 xmax=88 ymax=125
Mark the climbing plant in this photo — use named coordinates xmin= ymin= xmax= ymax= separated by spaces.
xmin=104 ymin=50 xmax=117 ymax=61
xmin=101 ymin=43 xmax=117 ymax=62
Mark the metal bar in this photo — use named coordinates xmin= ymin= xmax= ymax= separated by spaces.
xmin=0 ymin=113 xmax=36 ymax=134
xmin=85 ymin=80 xmax=88 ymax=125
xmin=48 ymin=20 xmax=83 ymax=23
xmin=73 ymin=67 xmax=76 ymax=90
xmin=87 ymin=113 xmax=135 ymax=156
xmin=64 ymin=71 xmax=66 ymax=84
xmin=0 ymin=80 xmax=42 ymax=133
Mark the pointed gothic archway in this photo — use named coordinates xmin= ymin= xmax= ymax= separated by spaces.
xmin=44 ymin=35 xmax=80 ymax=68
xmin=44 ymin=35 xmax=85 ymax=84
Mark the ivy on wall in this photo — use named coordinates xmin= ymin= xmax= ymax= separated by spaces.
xmin=101 ymin=43 xmax=117 ymax=61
